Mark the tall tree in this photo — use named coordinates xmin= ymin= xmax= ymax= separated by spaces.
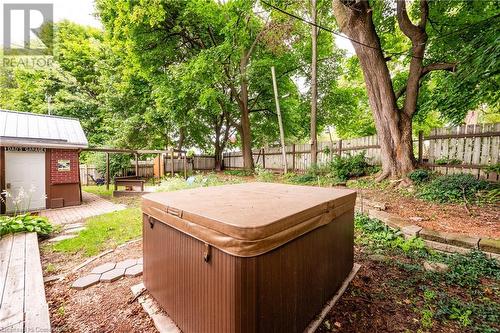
xmin=310 ymin=0 xmax=318 ymax=165
xmin=332 ymin=0 xmax=456 ymax=179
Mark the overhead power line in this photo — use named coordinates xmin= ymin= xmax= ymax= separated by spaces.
xmin=261 ymin=0 xmax=498 ymax=62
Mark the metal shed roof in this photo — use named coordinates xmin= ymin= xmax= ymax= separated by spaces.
xmin=0 ymin=109 xmax=88 ymax=149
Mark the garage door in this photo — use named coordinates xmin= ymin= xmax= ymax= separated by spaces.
xmin=5 ymin=151 xmax=46 ymax=213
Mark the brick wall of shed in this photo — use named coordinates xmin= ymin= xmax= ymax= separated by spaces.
xmin=50 ymin=149 xmax=79 ymax=184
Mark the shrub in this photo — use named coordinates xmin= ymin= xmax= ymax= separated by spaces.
xmin=255 ymin=167 xmax=275 ymax=182
xmin=435 ymin=157 xmax=462 ymax=165
xmin=485 ymin=163 xmax=500 ymax=174
xmin=328 ymin=152 xmax=372 ymax=182
xmin=0 ymin=214 xmax=53 ymax=236
xmin=408 ymin=169 xmax=432 ymax=184
xmin=418 ymin=173 xmax=489 ymax=203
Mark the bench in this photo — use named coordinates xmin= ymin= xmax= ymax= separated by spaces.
xmin=0 ymin=233 xmax=51 ymax=332
xmin=114 ymin=176 xmax=146 ymax=197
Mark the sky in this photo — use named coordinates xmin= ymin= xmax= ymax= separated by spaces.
xmin=0 ymin=0 xmax=101 ymax=46
xmin=1 ymin=0 xmax=354 ymax=54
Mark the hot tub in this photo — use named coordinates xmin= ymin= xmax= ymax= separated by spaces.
xmin=142 ymin=182 xmax=356 ymax=333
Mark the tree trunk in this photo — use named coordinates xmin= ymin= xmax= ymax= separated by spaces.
xmin=239 ymin=58 xmax=254 ymax=171
xmin=214 ymin=142 xmax=223 ymax=171
xmin=332 ymin=0 xmax=416 ymax=178
xmin=310 ymin=0 xmax=318 ymax=165
xmin=177 ymin=127 xmax=185 ymax=152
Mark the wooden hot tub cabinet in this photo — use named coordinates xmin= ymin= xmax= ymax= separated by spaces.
xmin=142 ymin=182 xmax=356 ymax=333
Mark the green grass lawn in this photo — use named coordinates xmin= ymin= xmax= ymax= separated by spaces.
xmin=51 ymin=208 xmax=141 ymax=256
xmin=82 ymin=185 xmax=113 ymax=199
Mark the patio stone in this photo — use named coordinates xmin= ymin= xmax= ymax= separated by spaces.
xmin=116 ymin=259 xmax=138 ymax=269
xmin=71 ymin=274 xmax=101 ymax=290
xmin=446 ymin=233 xmax=480 ymax=249
xmin=100 ymin=268 xmax=126 ymax=282
xmin=137 ymin=257 xmax=143 ymax=265
xmin=48 ymin=234 xmax=77 ymax=242
xmin=91 ymin=262 xmax=116 ymax=274
xmin=64 ymin=222 xmax=84 ymax=230
xmin=64 ymin=227 xmax=86 ymax=234
xmin=125 ymin=265 xmax=143 ymax=277
xmin=401 ymin=225 xmax=422 ymax=238
xmin=479 ymin=238 xmax=500 ymax=254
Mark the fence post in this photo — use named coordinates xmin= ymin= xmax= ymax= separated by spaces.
xmin=338 ymin=139 xmax=343 ymax=157
xmin=85 ymin=164 xmax=89 ymax=186
xmin=262 ymin=148 xmax=266 ymax=169
xmin=292 ymin=144 xmax=296 ymax=171
xmin=183 ymin=154 xmax=187 ymax=179
xmin=170 ymin=150 xmax=174 ymax=177
xmin=418 ymin=130 xmax=424 ymax=165
xmin=106 ymin=152 xmax=110 ymax=190
xmin=135 ymin=153 xmax=139 ymax=177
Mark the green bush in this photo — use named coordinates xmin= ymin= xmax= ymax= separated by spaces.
xmin=485 ymin=163 xmax=500 ymax=174
xmin=328 ymin=152 xmax=372 ymax=182
xmin=435 ymin=157 xmax=462 ymax=165
xmin=255 ymin=167 xmax=275 ymax=182
xmin=418 ymin=173 xmax=489 ymax=203
xmin=0 ymin=214 xmax=53 ymax=236
xmin=408 ymin=169 xmax=432 ymax=184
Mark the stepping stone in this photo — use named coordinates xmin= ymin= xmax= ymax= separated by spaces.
xmin=71 ymin=274 xmax=101 ymax=290
xmin=91 ymin=262 xmax=116 ymax=274
xmin=423 ymin=261 xmax=449 ymax=273
xmin=100 ymin=268 xmax=126 ymax=282
xmin=125 ymin=265 xmax=143 ymax=277
xmin=116 ymin=259 xmax=138 ymax=269
xmin=48 ymin=234 xmax=77 ymax=242
xmin=137 ymin=258 xmax=143 ymax=265
xmin=64 ymin=227 xmax=86 ymax=234
xmin=368 ymin=254 xmax=388 ymax=262
xmin=64 ymin=222 xmax=84 ymax=230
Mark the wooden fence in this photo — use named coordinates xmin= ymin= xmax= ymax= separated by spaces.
xmin=223 ymin=123 xmax=500 ymax=181
xmin=224 ymin=136 xmax=382 ymax=171
xmin=163 ymin=156 xmax=216 ymax=175
xmin=426 ymin=123 xmax=499 ymax=181
xmin=79 ymin=163 xmax=155 ymax=185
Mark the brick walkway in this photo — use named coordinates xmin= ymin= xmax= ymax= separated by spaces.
xmin=41 ymin=192 xmax=126 ymax=225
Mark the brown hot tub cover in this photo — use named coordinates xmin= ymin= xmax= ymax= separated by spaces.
xmin=142 ymin=182 xmax=356 ymax=257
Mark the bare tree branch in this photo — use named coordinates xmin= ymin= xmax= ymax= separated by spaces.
xmin=397 ymin=0 xmax=421 ymax=41
xmin=395 ymin=62 xmax=457 ymax=100
xmin=421 ymin=62 xmax=457 ymax=76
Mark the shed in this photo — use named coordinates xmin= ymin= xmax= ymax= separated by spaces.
xmin=0 ymin=109 xmax=88 ymax=213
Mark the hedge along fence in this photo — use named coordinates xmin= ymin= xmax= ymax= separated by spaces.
xmin=223 ymin=123 xmax=500 ymax=181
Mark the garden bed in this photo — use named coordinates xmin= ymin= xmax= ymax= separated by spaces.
xmin=39 ymin=174 xmax=498 ymax=332
xmin=42 ymin=217 xmax=499 ymax=333
xmin=359 ymin=187 xmax=500 ymax=239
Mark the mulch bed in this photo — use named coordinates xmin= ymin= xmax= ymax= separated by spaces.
xmin=319 ymin=252 xmax=449 ymax=332
xmin=44 ymin=241 xmax=156 ymax=333
xmin=359 ymin=188 xmax=500 ymax=239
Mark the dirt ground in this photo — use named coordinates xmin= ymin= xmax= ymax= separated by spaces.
xmin=43 ymin=241 xmax=156 ymax=333
xmin=43 ymin=239 xmax=498 ymax=333
xmin=359 ymin=188 xmax=500 ymax=238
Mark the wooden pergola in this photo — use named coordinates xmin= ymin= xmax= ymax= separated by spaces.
xmin=82 ymin=147 xmax=188 ymax=189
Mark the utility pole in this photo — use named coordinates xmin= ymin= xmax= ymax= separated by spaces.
xmin=46 ymin=93 xmax=52 ymax=115
xmin=310 ymin=0 xmax=318 ymax=165
xmin=271 ymin=66 xmax=288 ymax=174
